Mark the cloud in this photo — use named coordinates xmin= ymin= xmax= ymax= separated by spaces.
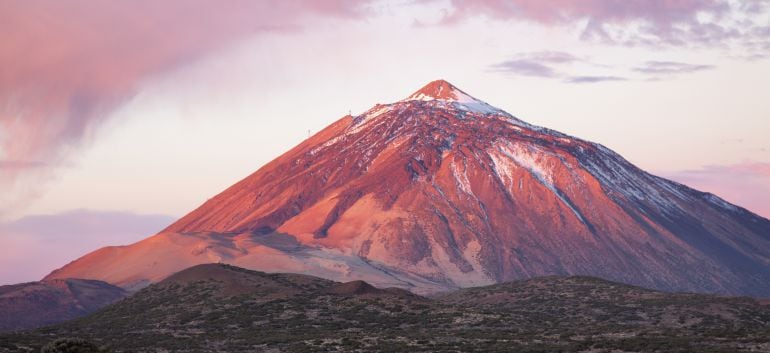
xmin=662 ymin=162 xmax=770 ymax=219
xmin=490 ymin=51 xmax=628 ymax=83
xmin=436 ymin=0 xmax=769 ymax=50
xmin=564 ymin=75 xmax=627 ymax=83
xmin=0 ymin=160 xmax=48 ymax=170
xmin=0 ymin=209 xmax=175 ymax=285
xmin=526 ymin=51 xmax=582 ymax=63
xmin=633 ymin=61 xmax=715 ymax=75
xmin=491 ymin=59 xmax=560 ymax=77
xmin=491 ymin=51 xmax=718 ymax=83
xmin=739 ymin=0 xmax=770 ymax=13
xmin=490 ymin=51 xmax=584 ymax=77
xmin=0 ymin=0 xmax=371 ymax=216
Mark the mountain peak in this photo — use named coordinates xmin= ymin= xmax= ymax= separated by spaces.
xmin=404 ymin=79 xmax=475 ymax=102
xmin=400 ymin=79 xmax=503 ymax=115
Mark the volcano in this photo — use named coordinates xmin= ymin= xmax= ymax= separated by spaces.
xmin=46 ymin=80 xmax=770 ymax=296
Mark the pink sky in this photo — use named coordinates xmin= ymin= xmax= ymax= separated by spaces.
xmin=1 ymin=0 xmax=769 ymax=284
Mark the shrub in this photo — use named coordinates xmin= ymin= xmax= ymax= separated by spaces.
xmin=41 ymin=338 xmax=109 ymax=353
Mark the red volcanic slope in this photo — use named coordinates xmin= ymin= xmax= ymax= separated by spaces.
xmin=46 ymin=80 xmax=770 ymax=296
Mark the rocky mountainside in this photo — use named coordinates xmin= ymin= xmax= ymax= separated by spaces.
xmin=45 ymin=80 xmax=770 ymax=296
xmin=4 ymin=263 xmax=770 ymax=352
xmin=0 ymin=279 xmax=126 ymax=332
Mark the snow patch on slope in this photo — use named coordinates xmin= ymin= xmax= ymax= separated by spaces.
xmin=704 ymin=193 xmax=740 ymax=212
xmin=498 ymin=142 xmax=554 ymax=185
xmin=310 ymin=134 xmax=346 ymax=155
xmin=490 ymin=141 xmax=588 ymax=226
xmin=346 ymin=105 xmax=393 ymax=136
xmin=452 ymin=101 xmax=501 ymax=115
xmin=451 ymin=160 xmax=473 ymax=195
xmin=577 ymin=144 xmax=686 ymax=215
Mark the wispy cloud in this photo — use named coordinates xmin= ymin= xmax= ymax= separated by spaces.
xmin=526 ymin=51 xmax=582 ymax=63
xmin=0 ymin=160 xmax=47 ymax=170
xmin=565 ymin=75 xmax=627 ymax=83
xmin=633 ymin=61 xmax=715 ymax=75
xmin=0 ymin=1 xmax=373 ymax=216
xmin=491 ymin=51 xmax=717 ymax=83
xmin=490 ymin=51 xmax=627 ymax=83
xmin=491 ymin=60 xmax=560 ymax=78
xmin=490 ymin=51 xmax=584 ymax=77
xmin=0 ymin=209 xmax=175 ymax=285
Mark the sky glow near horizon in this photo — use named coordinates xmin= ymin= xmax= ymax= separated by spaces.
xmin=0 ymin=0 xmax=769 ymax=284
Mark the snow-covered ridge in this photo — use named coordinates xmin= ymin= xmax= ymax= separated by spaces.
xmin=342 ymin=80 xmax=562 ymax=138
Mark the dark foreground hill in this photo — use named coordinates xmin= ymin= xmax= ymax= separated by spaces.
xmin=0 ymin=279 xmax=126 ymax=333
xmin=3 ymin=263 xmax=770 ymax=352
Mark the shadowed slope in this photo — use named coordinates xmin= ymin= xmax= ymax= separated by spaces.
xmin=0 ymin=279 xmax=126 ymax=332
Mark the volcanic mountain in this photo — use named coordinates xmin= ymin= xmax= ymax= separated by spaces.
xmin=46 ymin=80 xmax=770 ymax=296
